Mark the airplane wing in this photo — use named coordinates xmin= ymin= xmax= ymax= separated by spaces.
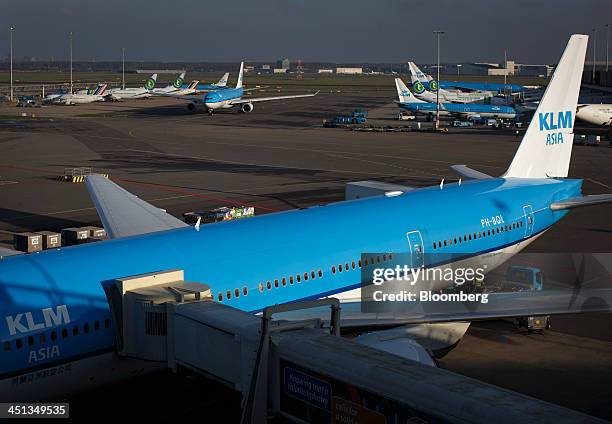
xmin=85 ymin=174 xmax=188 ymax=239
xmin=230 ymin=91 xmax=319 ymax=105
xmin=550 ymin=194 xmax=612 ymax=210
xmin=152 ymin=92 xmax=202 ymax=103
xmin=273 ymin=288 xmax=612 ymax=328
xmin=0 ymin=247 xmax=23 ymax=259
xmin=451 ymin=165 xmax=493 ymax=180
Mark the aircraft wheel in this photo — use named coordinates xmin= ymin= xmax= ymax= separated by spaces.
xmin=208 ymin=109 xmax=214 ymax=116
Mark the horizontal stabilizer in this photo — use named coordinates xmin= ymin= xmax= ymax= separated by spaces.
xmin=451 ymin=165 xmax=492 ymax=180
xmin=86 ymin=174 xmax=188 ymax=239
xmin=550 ymin=194 xmax=612 ymax=210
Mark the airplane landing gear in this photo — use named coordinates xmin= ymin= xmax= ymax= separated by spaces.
xmin=207 ymin=109 xmax=214 ymax=116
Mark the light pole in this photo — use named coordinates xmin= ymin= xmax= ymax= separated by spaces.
xmin=504 ymin=49 xmax=507 ymax=88
xmin=606 ymin=24 xmax=610 ymax=72
xmin=592 ymin=28 xmax=597 ymax=81
xmin=69 ymin=31 xmax=73 ymax=94
xmin=457 ymin=64 xmax=462 ymax=76
xmin=9 ymin=26 xmax=14 ymax=102
xmin=122 ymin=47 xmax=125 ymax=90
xmin=433 ymin=30 xmax=444 ymax=130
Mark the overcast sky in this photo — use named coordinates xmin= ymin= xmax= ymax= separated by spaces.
xmin=3 ymin=0 xmax=611 ymax=64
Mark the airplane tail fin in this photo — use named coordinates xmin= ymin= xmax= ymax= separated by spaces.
xmin=173 ymin=72 xmax=186 ymax=89
xmin=236 ymin=62 xmax=244 ymax=89
xmin=395 ymin=78 xmax=422 ymax=103
xmin=188 ymin=80 xmax=199 ymax=89
xmin=503 ymin=34 xmax=588 ymax=179
xmin=96 ymin=83 xmax=108 ymax=96
xmin=145 ymin=74 xmax=158 ymax=91
xmin=216 ymin=72 xmax=229 ymax=87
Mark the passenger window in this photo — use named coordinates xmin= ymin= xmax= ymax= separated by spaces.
xmin=290 ymin=276 xmax=294 ymax=284
xmin=94 ymin=321 xmax=100 ymax=331
xmin=274 ymin=279 xmax=279 ymax=288
xmin=234 ymin=288 xmax=240 ymax=298
xmin=267 ymin=281 xmax=272 ymax=290
xmin=16 ymin=339 xmax=23 ymax=349
xmin=311 ymin=271 xmax=316 ymax=279
xmin=72 ymin=326 xmax=79 ymax=336
xmin=338 ymin=265 xmax=343 ymax=273
xmin=433 ymin=243 xmax=436 ymax=250
xmin=226 ymin=290 xmax=231 ymax=300
xmin=3 ymin=341 xmax=9 ymax=351
xmin=28 ymin=336 xmax=34 ymax=347
xmin=51 ymin=330 xmax=58 ymax=340
xmin=104 ymin=319 xmax=110 ymax=329
xmin=243 ymin=287 xmax=248 ymax=296
xmin=351 ymin=262 xmax=356 ymax=270
xmin=218 ymin=292 xmax=224 ymax=301
xmin=444 ymin=240 xmax=447 ymax=246
xmin=83 ymin=324 xmax=89 ymax=334
xmin=297 ymin=274 xmax=301 ymax=282
xmin=345 ymin=262 xmax=350 ymax=270
xmin=304 ymin=273 xmax=309 ymax=281
xmin=62 ymin=329 xmax=68 ymax=339
xmin=318 ymin=269 xmax=323 ymax=277
xmin=332 ymin=265 xmax=336 ymax=274
xmin=358 ymin=260 xmax=362 ymax=267
xmin=364 ymin=258 xmax=369 ymax=266
xmin=39 ymin=333 xmax=46 ymax=344
xmin=282 ymin=278 xmax=287 ymax=286
xmin=258 ymin=283 xmax=264 ymax=292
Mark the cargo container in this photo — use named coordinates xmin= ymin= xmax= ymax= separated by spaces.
xmin=13 ymin=232 xmax=42 ymax=253
xmin=38 ymin=231 xmax=62 ymax=249
xmin=61 ymin=227 xmax=90 ymax=245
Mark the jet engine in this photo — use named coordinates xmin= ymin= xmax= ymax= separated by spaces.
xmin=241 ymin=103 xmax=254 ymax=113
xmin=187 ymin=102 xmax=196 ymax=111
xmin=354 ymin=322 xmax=471 ymax=366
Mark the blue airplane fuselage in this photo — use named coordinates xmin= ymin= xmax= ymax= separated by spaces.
xmin=0 ymin=177 xmax=581 ymax=376
xmin=399 ymin=101 xmax=517 ymax=118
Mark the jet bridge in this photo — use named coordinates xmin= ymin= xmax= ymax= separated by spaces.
xmin=105 ymin=270 xmax=606 ymax=424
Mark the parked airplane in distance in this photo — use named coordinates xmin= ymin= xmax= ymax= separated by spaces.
xmin=108 ymin=74 xmax=158 ymax=100
xmin=576 ymin=104 xmax=612 ymax=126
xmin=190 ymin=72 xmax=231 ymax=93
xmin=152 ymin=72 xmax=187 ymax=94
xmin=158 ymin=62 xmax=318 ymax=114
xmin=408 ymin=62 xmax=489 ymax=104
xmin=2 ymin=35 xmax=611 ymax=401
xmin=49 ymin=84 xmax=110 ymax=105
xmin=395 ymin=78 xmax=517 ymax=120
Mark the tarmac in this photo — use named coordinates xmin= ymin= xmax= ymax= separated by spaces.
xmin=0 ymin=91 xmax=611 ymax=421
